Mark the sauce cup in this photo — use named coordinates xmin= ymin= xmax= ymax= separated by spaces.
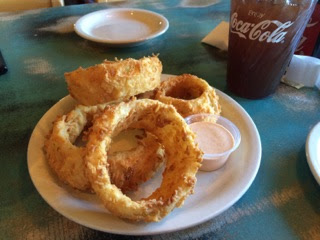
xmin=185 ymin=113 xmax=241 ymax=171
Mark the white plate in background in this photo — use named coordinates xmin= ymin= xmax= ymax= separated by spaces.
xmin=27 ymin=74 xmax=261 ymax=235
xmin=74 ymin=8 xmax=169 ymax=46
xmin=306 ymin=122 xmax=320 ymax=185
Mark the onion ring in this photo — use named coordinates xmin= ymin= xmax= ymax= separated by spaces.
xmin=154 ymin=74 xmax=221 ymax=118
xmin=85 ymin=99 xmax=202 ymax=222
xmin=108 ymin=130 xmax=165 ymax=192
xmin=44 ymin=103 xmax=165 ymax=192
xmin=65 ymin=56 xmax=162 ymax=106
xmin=44 ymin=104 xmax=107 ymax=191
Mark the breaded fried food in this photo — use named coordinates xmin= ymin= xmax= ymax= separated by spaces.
xmin=44 ymin=104 xmax=108 ymax=191
xmin=65 ymin=56 xmax=162 ymax=106
xmin=85 ymin=99 xmax=203 ymax=222
xmin=108 ymin=131 xmax=165 ymax=192
xmin=44 ymin=103 xmax=165 ymax=192
xmin=154 ymin=74 xmax=221 ymax=118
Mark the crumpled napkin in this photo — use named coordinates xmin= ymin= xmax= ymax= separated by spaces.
xmin=202 ymin=21 xmax=320 ymax=89
xmin=282 ymin=55 xmax=320 ymax=89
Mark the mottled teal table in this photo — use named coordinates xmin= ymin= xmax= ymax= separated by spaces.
xmin=1 ymin=1 xmax=320 ymax=239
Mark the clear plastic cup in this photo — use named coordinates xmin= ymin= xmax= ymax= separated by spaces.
xmin=227 ymin=0 xmax=317 ymax=99
xmin=185 ymin=113 xmax=241 ymax=171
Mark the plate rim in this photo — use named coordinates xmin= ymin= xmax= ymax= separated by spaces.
xmin=306 ymin=122 xmax=320 ymax=185
xmin=74 ymin=8 xmax=169 ymax=46
xmin=27 ymin=74 xmax=262 ymax=235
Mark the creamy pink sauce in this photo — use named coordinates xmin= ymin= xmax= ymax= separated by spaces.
xmin=189 ymin=121 xmax=234 ymax=155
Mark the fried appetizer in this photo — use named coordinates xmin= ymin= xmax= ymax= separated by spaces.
xmin=85 ymin=99 xmax=203 ymax=222
xmin=44 ymin=103 xmax=165 ymax=192
xmin=65 ymin=56 xmax=162 ymax=106
xmin=154 ymin=74 xmax=221 ymax=118
xmin=108 ymin=131 xmax=165 ymax=192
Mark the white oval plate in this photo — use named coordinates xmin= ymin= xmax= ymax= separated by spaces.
xmin=74 ymin=8 xmax=169 ymax=46
xmin=27 ymin=74 xmax=261 ymax=235
xmin=306 ymin=122 xmax=320 ymax=185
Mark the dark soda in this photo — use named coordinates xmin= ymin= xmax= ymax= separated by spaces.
xmin=227 ymin=0 xmax=317 ymax=99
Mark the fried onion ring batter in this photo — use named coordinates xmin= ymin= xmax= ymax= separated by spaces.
xmin=154 ymin=74 xmax=221 ymax=118
xmin=65 ymin=56 xmax=162 ymax=106
xmin=85 ymin=99 xmax=202 ymax=222
xmin=44 ymin=103 xmax=165 ymax=192
xmin=108 ymin=130 xmax=165 ymax=192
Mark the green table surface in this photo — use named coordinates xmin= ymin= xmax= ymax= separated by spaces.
xmin=1 ymin=1 xmax=319 ymax=239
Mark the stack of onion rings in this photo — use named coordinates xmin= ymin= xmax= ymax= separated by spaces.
xmin=85 ymin=99 xmax=203 ymax=222
xmin=45 ymin=56 xmax=222 ymax=222
xmin=154 ymin=74 xmax=221 ymax=118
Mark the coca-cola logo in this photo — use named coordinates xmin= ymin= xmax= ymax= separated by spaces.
xmin=306 ymin=17 xmax=318 ymax=27
xmin=295 ymin=36 xmax=307 ymax=52
xmin=230 ymin=12 xmax=294 ymax=43
xmin=295 ymin=17 xmax=319 ymax=53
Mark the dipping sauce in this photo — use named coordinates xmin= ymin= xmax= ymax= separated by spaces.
xmin=189 ymin=121 xmax=235 ymax=155
xmin=185 ymin=113 xmax=241 ymax=172
xmin=188 ymin=121 xmax=236 ymax=171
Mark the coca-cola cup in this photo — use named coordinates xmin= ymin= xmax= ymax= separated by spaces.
xmin=295 ymin=0 xmax=320 ymax=56
xmin=227 ymin=0 xmax=317 ymax=99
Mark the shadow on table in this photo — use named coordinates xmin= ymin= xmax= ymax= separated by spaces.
xmin=82 ymin=38 xmax=164 ymax=55
xmin=200 ymin=43 xmax=228 ymax=92
xmin=296 ymin=146 xmax=320 ymax=214
xmin=276 ymin=146 xmax=320 ymax=239
xmin=201 ymin=43 xmax=227 ymax=63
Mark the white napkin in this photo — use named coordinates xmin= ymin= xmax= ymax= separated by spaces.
xmin=282 ymin=55 xmax=320 ymax=89
xmin=202 ymin=21 xmax=320 ymax=89
xmin=201 ymin=21 xmax=229 ymax=51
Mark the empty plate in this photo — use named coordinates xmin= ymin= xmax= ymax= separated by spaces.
xmin=74 ymin=8 xmax=169 ymax=46
xmin=306 ymin=122 xmax=320 ymax=185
